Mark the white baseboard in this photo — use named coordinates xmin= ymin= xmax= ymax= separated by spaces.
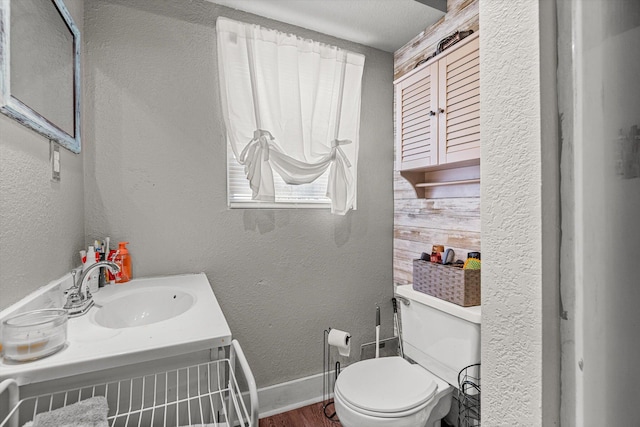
xmin=257 ymin=371 xmax=335 ymax=419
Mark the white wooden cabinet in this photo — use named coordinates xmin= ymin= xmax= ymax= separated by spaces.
xmin=395 ymin=62 xmax=439 ymax=170
xmin=437 ymin=34 xmax=480 ymax=165
xmin=395 ymin=32 xmax=479 ymax=171
xmin=394 ymin=33 xmax=480 ymax=198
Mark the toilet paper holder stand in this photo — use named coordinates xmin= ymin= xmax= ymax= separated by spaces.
xmin=322 ymin=328 xmax=348 ymax=421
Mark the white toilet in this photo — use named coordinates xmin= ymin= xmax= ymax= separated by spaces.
xmin=333 ymin=285 xmax=481 ymax=427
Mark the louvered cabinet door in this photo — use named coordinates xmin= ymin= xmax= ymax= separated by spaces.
xmin=395 ymin=63 xmax=438 ymax=171
xmin=438 ymin=35 xmax=480 ymax=165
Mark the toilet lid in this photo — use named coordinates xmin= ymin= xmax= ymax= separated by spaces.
xmin=334 ymin=357 xmax=438 ymax=414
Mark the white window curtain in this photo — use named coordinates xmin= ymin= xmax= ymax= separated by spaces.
xmin=216 ymin=17 xmax=365 ymax=215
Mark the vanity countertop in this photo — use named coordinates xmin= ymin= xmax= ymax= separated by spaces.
xmin=0 ymin=273 xmax=231 ymax=386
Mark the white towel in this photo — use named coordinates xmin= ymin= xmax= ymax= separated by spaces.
xmin=29 ymin=396 xmax=109 ymax=427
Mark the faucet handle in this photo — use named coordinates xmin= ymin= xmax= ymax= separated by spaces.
xmin=67 ymin=267 xmax=86 ymax=298
xmin=65 ymin=269 xmax=79 ymax=293
xmin=71 ymin=267 xmax=82 ymax=287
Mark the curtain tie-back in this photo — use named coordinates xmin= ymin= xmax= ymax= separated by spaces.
xmin=253 ymin=129 xmax=274 ymax=142
xmin=240 ymin=129 xmax=274 ymax=163
xmin=331 ymin=139 xmax=352 ymax=168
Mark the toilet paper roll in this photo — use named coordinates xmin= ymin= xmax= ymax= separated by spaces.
xmin=328 ymin=329 xmax=351 ymax=357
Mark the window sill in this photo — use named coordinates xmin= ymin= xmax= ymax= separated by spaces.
xmin=228 ymin=201 xmax=330 ymax=210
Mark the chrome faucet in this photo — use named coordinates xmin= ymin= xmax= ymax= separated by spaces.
xmin=64 ymin=261 xmax=120 ymax=317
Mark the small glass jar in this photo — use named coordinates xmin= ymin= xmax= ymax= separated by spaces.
xmin=2 ymin=309 xmax=68 ymax=362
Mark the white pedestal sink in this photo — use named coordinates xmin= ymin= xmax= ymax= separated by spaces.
xmin=0 ymin=273 xmax=231 ymax=386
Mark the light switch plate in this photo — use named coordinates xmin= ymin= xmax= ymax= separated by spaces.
xmin=50 ymin=140 xmax=61 ymax=182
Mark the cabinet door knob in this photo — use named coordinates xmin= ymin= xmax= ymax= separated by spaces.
xmin=428 ymin=110 xmax=436 ymax=116
xmin=438 ymin=108 xmax=445 ymax=114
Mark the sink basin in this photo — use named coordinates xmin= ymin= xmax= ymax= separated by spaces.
xmin=94 ymin=287 xmax=195 ymax=329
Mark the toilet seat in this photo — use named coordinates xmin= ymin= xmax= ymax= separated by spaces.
xmin=334 ymin=357 xmax=438 ymax=418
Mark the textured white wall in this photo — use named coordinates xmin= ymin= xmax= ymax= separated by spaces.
xmin=83 ymin=0 xmax=394 ymax=388
xmin=480 ymin=0 xmax=559 ymax=425
xmin=569 ymin=1 xmax=640 ymax=425
xmin=0 ymin=0 xmax=85 ymax=310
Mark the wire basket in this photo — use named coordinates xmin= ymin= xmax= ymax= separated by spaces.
xmin=0 ymin=340 xmax=257 ymax=427
xmin=458 ymin=363 xmax=480 ymax=427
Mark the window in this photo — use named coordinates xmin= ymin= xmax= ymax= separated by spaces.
xmin=217 ymin=17 xmax=364 ymax=214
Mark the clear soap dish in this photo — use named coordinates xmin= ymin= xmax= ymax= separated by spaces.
xmin=2 ymin=309 xmax=68 ymax=362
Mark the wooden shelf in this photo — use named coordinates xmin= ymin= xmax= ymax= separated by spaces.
xmin=399 ymin=161 xmax=480 ymax=198
xmin=415 ymin=178 xmax=480 ymax=188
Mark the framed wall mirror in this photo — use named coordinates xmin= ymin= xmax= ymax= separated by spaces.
xmin=0 ymin=0 xmax=81 ymax=153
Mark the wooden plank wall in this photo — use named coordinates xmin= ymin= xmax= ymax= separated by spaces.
xmin=393 ymin=0 xmax=480 ymax=286
xmin=394 ymin=0 xmax=479 ymax=80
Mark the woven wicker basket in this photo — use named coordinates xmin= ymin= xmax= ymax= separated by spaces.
xmin=412 ymin=259 xmax=481 ymax=307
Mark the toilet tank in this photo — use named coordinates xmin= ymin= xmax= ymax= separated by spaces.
xmin=396 ymin=285 xmax=481 ymax=388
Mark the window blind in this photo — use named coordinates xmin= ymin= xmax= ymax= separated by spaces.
xmin=227 ymin=145 xmax=331 ymax=207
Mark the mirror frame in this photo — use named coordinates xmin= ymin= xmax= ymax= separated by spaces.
xmin=0 ymin=0 xmax=81 ymax=153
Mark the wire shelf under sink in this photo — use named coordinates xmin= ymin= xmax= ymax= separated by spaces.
xmin=0 ymin=340 xmax=257 ymax=427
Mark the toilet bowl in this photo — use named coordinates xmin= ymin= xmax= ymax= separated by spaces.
xmin=333 ymin=357 xmax=453 ymax=427
xmin=333 ymin=285 xmax=481 ymax=427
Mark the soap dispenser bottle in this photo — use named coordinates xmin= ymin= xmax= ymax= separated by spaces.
xmin=115 ymin=242 xmax=132 ymax=283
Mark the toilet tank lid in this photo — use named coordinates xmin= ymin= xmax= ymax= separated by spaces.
xmin=396 ymin=285 xmax=481 ymax=324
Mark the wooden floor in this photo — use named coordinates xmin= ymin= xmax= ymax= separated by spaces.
xmin=259 ymin=402 xmax=343 ymax=427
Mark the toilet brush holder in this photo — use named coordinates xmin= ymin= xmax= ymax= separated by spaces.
xmin=359 ymin=336 xmax=399 ymax=360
